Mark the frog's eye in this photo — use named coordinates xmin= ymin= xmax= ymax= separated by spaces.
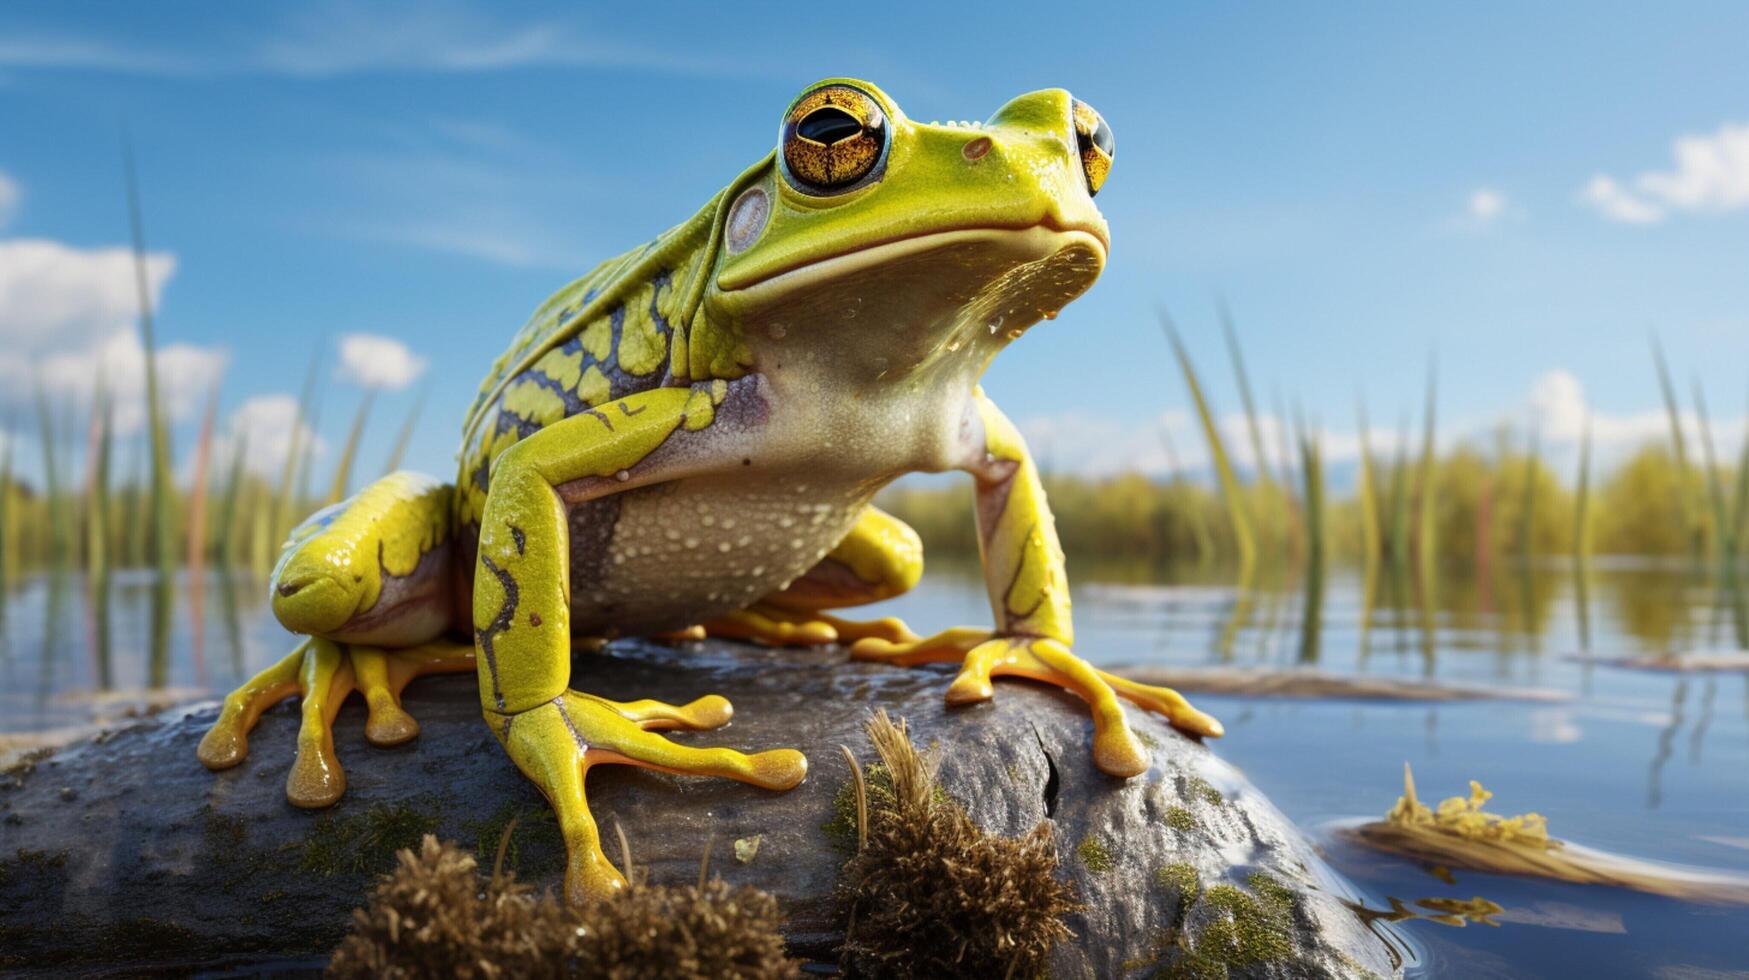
xmin=780 ymin=84 xmax=889 ymax=195
xmin=1072 ymin=99 xmax=1115 ymax=196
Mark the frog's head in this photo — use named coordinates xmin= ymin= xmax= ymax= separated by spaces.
xmin=706 ymin=78 xmax=1114 ymax=384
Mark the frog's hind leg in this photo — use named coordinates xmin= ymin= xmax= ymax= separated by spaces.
xmin=198 ymin=471 xmax=472 ymax=807
xmin=694 ymin=506 xmax=923 ymax=646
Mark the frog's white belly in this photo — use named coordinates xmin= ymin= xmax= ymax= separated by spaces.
xmin=566 ymin=473 xmax=877 ymax=635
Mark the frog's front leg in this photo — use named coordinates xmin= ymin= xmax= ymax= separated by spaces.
xmin=852 ymin=391 xmax=1221 ymax=777
xmin=695 ymin=506 xmax=922 ymax=646
xmin=475 ymin=386 xmax=807 ymax=903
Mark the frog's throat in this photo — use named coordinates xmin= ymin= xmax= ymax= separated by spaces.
xmin=714 ymin=224 xmax=1107 ymax=298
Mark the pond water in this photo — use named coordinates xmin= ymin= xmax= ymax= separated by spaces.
xmin=3 ymin=559 xmax=1746 ymax=977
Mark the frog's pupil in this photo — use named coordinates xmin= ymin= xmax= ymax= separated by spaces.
xmin=798 ymin=107 xmax=863 ymax=145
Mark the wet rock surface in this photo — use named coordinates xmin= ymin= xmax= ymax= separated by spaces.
xmin=1 ymin=639 xmax=1401 ymax=977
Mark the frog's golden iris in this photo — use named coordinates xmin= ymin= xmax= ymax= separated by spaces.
xmin=1072 ymin=99 xmax=1114 ymax=196
xmin=780 ymin=83 xmax=889 ymax=194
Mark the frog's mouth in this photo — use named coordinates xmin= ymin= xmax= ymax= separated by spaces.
xmin=716 ymin=221 xmax=1107 ymax=299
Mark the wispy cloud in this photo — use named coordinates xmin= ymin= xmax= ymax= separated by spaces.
xmin=0 ymin=3 xmax=772 ymax=80
xmin=1445 ymin=185 xmax=1517 ymax=233
xmin=1582 ymin=122 xmax=1749 ymax=224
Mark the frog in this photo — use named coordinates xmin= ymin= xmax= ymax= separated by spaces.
xmin=197 ymin=78 xmax=1222 ymax=904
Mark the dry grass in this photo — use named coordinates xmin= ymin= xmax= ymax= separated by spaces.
xmin=329 ymin=833 xmax=798 ymax=980
xmin=836 ymin=711 xmax=1077 ymax=979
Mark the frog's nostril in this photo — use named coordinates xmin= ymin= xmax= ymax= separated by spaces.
xmin=278 ymin=581 xmax=305 ymax=598
xmin=962 ymin=136 xmax=993 ymax=162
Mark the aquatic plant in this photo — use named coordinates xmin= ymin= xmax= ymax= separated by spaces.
xmin=1161 ymin=312 xmax=1256 ymax=580
xmin=836 ymin=710 xmax=1076 ymax=979
xmin=1386 ymin=764 xmax=1552 ymax=848
xmin=124 ymin=138 xmax=178 ymax=582
xmin=329 ymin=834 xmax=797 ymax=979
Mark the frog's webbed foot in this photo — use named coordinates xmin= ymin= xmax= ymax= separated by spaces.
xmin=696 ymin=602 xmax=918 ymax=647
xmin=851 ymin=629 xmax=1223 ymax=778
xmin=197 ymin=639 xmax=474 ymax=807
xmin=492 ymin=690 xmax=807 ymax=903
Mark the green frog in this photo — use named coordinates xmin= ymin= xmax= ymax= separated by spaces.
xmin=198 ymin=78 xmax=1222 ymax=903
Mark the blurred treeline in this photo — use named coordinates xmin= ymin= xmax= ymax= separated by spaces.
xmin=881 ymin=442 xmax=1728 ymax=564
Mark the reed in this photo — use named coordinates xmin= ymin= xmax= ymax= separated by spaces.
xmin=1356 ymin=399 xmax=1382 ymax=567
xmin=1574 ymin=417 xmax=1594 ymax=567
xmin=216 ymin=432 xmax=248 ymax=565
xmin=1160 ymin=312 xmax=1255 ymax=580
xmin=273 ymin=352 xmax=322 ymax=546
xmin=1692 ymin=381 xmax=1733 ymax=562
xmin=33 ymin=385 xmax=69 ymax=563
xmin=1731 ymin=416 xmax=1749 ymax=565
xmin=84 ymin=381 xmax=114 ymax=589
xmin=1651 ymin=334 xmax=1703 ymax=559
xmin=382 ymin=385 xmax=426 ymax=475
xmin=1415 ymin=358 xmax=1439 ymax=582
xmin=124 ymin=137 xmax=178 ymax=580
xmin=1219 ymin=300 xmax=1274 ymax=488
xmin=1517 ymin=429 xmax=1541 ymax=567
xmin=327 ymin=392 xmax=375 ymax=506
xmin=185 ymin=384 xmax=220 ymax=577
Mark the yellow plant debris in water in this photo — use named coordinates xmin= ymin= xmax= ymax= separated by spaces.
xmin=1386 ymin=763 xmax=1556 ymax=850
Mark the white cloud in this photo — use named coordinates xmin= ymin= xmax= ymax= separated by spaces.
xmin=217 ymin=394 xmax=325 ymax=480
xmin=1583 ymin=122 xmax=1749 ymax=224
xmin=337 ymin=333 xmax=427 ymax=390
xmin=1581 ymin=175 xmax=1665 ymax=224
xmin=1468 ymin=187 xmax=1507 ymax=223
xmin=0 ymin=171 xmax=19 ymax=229
xmin=0 ymin=237 xmax=225 ymax=434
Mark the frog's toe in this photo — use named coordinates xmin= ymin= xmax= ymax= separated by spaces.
xmin=1097 ymin=668 xmax=1225 ymax=739
xmin=814 ymin=611 xmax=920 ymax=644
xmin=197 ymin=644 xmax=306 ymax=771
xmin=496 ymin=692 xmax=807 ymax=905
xmin=701 ymin=606 xmax=839 ymax=646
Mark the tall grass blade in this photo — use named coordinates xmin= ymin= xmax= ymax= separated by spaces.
xmin=1415 ymin=356 xmax=1439 ymax=583
xmin=216 ymin=432 xmax=248 ymax=567
xmin=327 ymin=391 xmax=375 ymax=505
xmin=85 ymin=380 xmax=114 ymax=590
xmin=1160 ymin=311 xmax=1256 ymax=580
xmin=1219 ymin=300 xmax=1273 ymax=488
xmin=1651 ymin=333 xmax=1702 ymax=561
xmin=1518 ymin=428 xmax=1541 ymax=565
xmin=34 ymin=384 xmax=68 ymax=563
xmin=382 ymin=384 xmax=426 ymax=475
xmin=1356 ymin=398 xmax=1382 ymax=566
xmin=273 ymin=351 xmax=322 ymax=546
xmin=1692 ymin=380 xmax=1732 ymax=563
xmin=124 ymin=135 xmax=177 ymax=579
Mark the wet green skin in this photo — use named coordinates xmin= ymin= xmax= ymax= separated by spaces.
xmin=201 ymin=78 xmax=1221 ymax=905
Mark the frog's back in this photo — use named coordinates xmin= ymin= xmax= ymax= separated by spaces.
xmin=455 ymin=203 xmax=722 ymax=528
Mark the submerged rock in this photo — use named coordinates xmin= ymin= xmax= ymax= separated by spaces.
xmin=0 ymin=639 xmax=1401 ymax=977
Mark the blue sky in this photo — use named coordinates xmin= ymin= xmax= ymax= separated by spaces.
xmin=1 ymin=0 xmax=1746 ymax=488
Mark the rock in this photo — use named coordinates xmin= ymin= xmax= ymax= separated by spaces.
xmin=1 ymin=639 xmax=1401 ymax=977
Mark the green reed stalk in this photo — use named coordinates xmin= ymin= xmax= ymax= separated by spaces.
xmin=382 ymin=385 xmax=425 ymax=475
xmin=86 ymin=382 xmax=114 ymax=588
xmin=273 ymin=352 xmax=321 ymax=544
xmin=1356 ymin=399 xmax=1382 ymax=567
xmin=1518 ymin=429 xmax=1541 ymax=564
xmin=1574 ymin=416 xmax=1594 ymax=567
xmin=216 ymin=432 xmax=248 ymax=566
xmin=1219 ymin=300 xmax=1274 ymax=489
xmin=1692 ymin=381 xmax=1733 ymax=561
xmin=1161 ymin=312 xmax=1255 ymax=579
xmin=0 ymin=430 xmax=14 ymax=587
xmin=1386 ymin=416 xmax=1411 ymax=570
xmin=1652 ymin=334 xmax=1703 ymax=560
xmin=185 ymin=384 xmax=219 ymax=573
xmin=1415 ymin=358 xmax=1438 ymax=582
xmin=124 ymin=138 xmax=177 ymax=580
xmin=1297 ymin=420 xmax=1326 ymax=663
xmin=34 ymin=385 xmax=68 ymax=563
xmin=123 ymin=443 xmax=147 ymax=569
xmin=327 ymin=391 xmax=375 ymax=505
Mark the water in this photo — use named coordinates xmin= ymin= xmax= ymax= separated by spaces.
xmin=3 ymin=560 xmax=1747 ymax=976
